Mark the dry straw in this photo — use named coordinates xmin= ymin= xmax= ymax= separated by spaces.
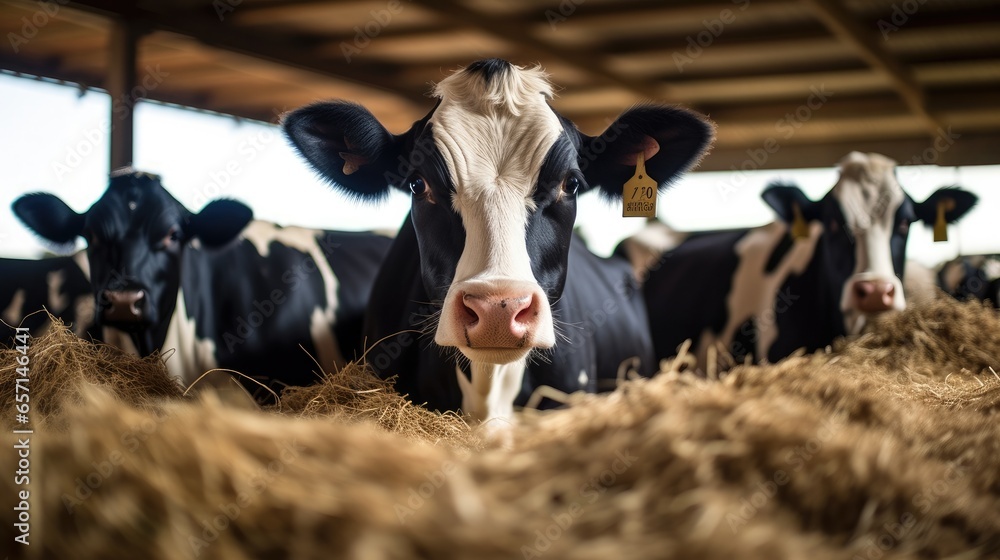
xmin=2 ymin=300 xmax=999 ymax=559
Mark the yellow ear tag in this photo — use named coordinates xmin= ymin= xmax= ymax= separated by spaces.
xmin=791 ymin=202 xmax=809 ymax=240
xmin=933 ymin=198 xmax=955 ymax=242
xmin=623 ymin=152 xmax=658 ymax=218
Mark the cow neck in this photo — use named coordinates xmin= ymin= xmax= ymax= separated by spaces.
xmin=159 ymin=244 xmax=219 ymax=387
xmin=130 ymin=290 xmax=177 ymax=360
xmin=771 ymin=223 xmax=847 ymax=357
xmin=455 ymin=359 xmax=526 ymax=429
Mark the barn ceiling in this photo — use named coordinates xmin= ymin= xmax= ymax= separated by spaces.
xmin=1 ymin=0 xmax=999 ymax=170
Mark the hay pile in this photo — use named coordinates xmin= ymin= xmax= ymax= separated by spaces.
xmin=2 ymin=300 xmax=1000 ymax=559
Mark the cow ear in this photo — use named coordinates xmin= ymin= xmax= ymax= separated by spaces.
xmin=913 ymin=187 xmax=977 ymax=224
xmin=283 ymin=101 xmax=400 ymax=200
xmin=12 ymin=193 xmax=85 ymax=245
xmin=761 ymin=183 xmax=821 ymax=223
xmin=189 ymin=199 xmax=253 ymax=248
xmin=578 ymin=105 xmax=714 ymax=199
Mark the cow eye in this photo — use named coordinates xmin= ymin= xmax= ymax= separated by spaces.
xmin=407 ymin=176 xmax=425 ymax=195
xmin=407 ymin=176 xmax=435 ymax=203
xmin=565 ymin=176 xmax=581 ymax=196
xmin=898 ymin=221 xmax=910 ymax=235
xmin=161 ymin=226 xmax=180 ymax=248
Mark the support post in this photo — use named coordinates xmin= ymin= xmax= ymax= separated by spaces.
xmin=107 ymin=18 xmax=138 ymax=170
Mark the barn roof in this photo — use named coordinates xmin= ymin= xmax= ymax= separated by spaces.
xmin=2 ymin=0 xmax=998 ymax=170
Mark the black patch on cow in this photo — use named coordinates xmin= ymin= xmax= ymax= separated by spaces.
xmin=639 ymin=229 xmax=748 ymax=365
xmin=527 ymin=129 xmax=580 ymax=301
xmin=0 ymin=256 xmax=96 ymax=347
xmin=764 ymin=233 xmax=794 ymax=274
xmin=730 ymin=317 xmax=756 ymax=364
xmin=464 ymin=58 xmax=512 ymax=84
xmin=891 ymin=196 xmax=917 ymax=280
xmin=405 ymin=123 xmax=468 ymax=303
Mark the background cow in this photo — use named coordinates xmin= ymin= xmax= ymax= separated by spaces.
xmin=618 ymin=152 xmax=977 ymax=370
xmin=13 ymin=169 xmax=392 ymax=399
xmin=0 ymin=252 xmax=95 ymax=345
xmin=937 ymin=255 xmax=1000 ymax=308
xmin=284 ymin=58 xmax=714 ymax=425
xmin=0 ymin=251 xmax=135 ymax=352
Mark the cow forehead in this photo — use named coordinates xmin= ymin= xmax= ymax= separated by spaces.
xmin=89 ymin=173 xmax=180 ymax=232
xmin=831 ymin=152 xmax=904 ymax=229
xmin=427 ymin=63 xmax=565 ymax=207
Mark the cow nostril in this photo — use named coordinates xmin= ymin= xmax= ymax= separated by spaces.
xmin=460 ymin=295 xmax=479 ymax=325
xmin=885 ymin=283 xmax=895 ymax=296
xmin=132 ymin=291 xmax=145 ymax=315
xmin=513 ymin=296 xmax=538 ymax=324
xmin=514 ymin=307 xmax=533 ymax=324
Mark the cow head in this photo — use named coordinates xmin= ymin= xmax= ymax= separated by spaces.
xmin=762 ymin=151 xmax=977 ymax=334
xmin=284 ymin=59 xmax=712 ymax=416
xmin=13 ymin=170 xmax=252 ymax=355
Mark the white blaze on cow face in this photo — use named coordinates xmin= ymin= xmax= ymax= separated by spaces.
xmin=832 ymin=152 xmax=907 ymax=334
xmin=430 ymin=65 xmax=562 ymax=364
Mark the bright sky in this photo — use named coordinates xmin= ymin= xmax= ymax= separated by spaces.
xmin=1 ymin=72 xmax=997 ymax=267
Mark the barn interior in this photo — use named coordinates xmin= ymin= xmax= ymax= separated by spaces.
xmin=3 ymin=0 xmax=999 ymax=169
xmin=2 ymin=1 xmax=1000 ymax=559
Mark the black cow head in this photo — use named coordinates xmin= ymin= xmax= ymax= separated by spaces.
xmin=762 ymin=151 xmax=977 ymax=333
xmin=284 ymin=59 xmax=714 ymax=371
xmin=13 ymin=170 xmax=252 ymax=355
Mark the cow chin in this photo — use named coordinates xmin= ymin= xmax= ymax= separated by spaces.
xmin=459 ymin=347 xmax=534 ymax=366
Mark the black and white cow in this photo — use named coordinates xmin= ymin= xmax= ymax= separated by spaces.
xmin=0 ymin=252 xmax=136 ymax=352
xmin=0 ymin=252 xmax=95 ymax=345
xmin=617 ymin=152 xmax=978 ymax=368
xmin=283 ymin=59 xmax=714 ymax=425
xmin=937 ymin=255 xmax=1000 ymax=308
xmin=13 ymin=169 xmax=393 ymax=397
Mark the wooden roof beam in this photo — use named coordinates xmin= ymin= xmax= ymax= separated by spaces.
xmin=64 ymin=0 xmax=431 ymax=103
xmin=410 ymin=0 xmax=669 ymax=103
xmin=803 ymin=0 xmax=940 ymax=134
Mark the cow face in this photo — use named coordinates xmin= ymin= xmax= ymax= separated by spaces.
xmin=13 ymin=170 xmax=252 ymax=354
xmin=285 ymin=59 xmax=713 ymax=367
xmin=763 ymin=152 xmax=977 ymax=333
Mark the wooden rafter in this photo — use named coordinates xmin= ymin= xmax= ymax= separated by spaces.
xmin=64 ymin=0 xmax=432 ymax=103
xmin=803 ymin=0 xmax=940 ymax=134
xmin=2 ymin=0 xmax=999 ymax=169
xmin=410 ymin=0 xmax=670 ymax=103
